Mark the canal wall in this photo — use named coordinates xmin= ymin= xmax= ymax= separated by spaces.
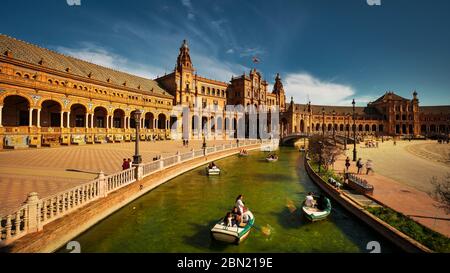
xmin=1 ymin=141 xmax=264 ymax=253
xmin=304 ymin=158 xmax=432 ymax=253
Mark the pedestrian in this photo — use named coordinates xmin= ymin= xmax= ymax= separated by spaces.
xmin=122 ymin=158 xmax=128 ymax=170
xmin=345 ymin=157 xmax=351 ymax=172
xmin=393 ymin=140 xmax=397 ymax=146
xmin=366 ymin=160 xmax=374 ymax=175
xmin=356 ymin=158 xmax=363 ymax=174
xmin=186 ymin=139 xmax=189 ymax=147
xmin=127 ymin=158 xmax=132 ymax=169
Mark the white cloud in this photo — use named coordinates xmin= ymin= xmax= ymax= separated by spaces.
xmin=56 ymin=43 xmax=164 ymax=79
xmin=181 ymin=0 xmax=195 ymax=20
xmin=239 ymin=47 xmax=265 ymax=57
xmin=284 ymin=72 xmax=366 ymax=106
xmin=226 ymin=48 xmax=234 ymax=54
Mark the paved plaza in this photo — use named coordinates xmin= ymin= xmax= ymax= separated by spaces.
xmin=336 ymin=140 xmax=450 ymax=237
xmin=0 ymin=139 xmax=231 ymax=215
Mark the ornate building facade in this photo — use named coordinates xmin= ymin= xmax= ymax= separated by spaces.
xmin=0 ymin=34 xmax=174 ymax=149
xmin=0 ymin=34 xmax=448 ymax=149
xmin=282 ymin=92 xmax=450 ymax=138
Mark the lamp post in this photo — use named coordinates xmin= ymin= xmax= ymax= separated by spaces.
xmin=322 ymin=107 xmax=325 ymax=137
xmin=352 ymin=99 xmax=357 ymax=162
xmin=332 ymin=110 xmax=336 ymax=145
xmin=133 ymin=110 xmax=143 ymax=165
xmin=344 ymin=113 xmax=349 ymax=150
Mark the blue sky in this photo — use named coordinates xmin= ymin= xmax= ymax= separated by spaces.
xmin=1 ymin=0 xmax=449 ymax=106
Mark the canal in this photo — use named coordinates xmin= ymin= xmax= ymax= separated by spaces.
xmin=63 ymin=147 xmax=397 ymax=253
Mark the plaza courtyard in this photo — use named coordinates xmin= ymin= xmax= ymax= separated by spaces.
xmin=0 ymin=139 xmax=230 ymax=215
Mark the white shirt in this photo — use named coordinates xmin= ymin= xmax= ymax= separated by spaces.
xmin=236 ymin=199 xmax=245 ymax=213
xmin=305 ymin=195 xmax=315 ymax=207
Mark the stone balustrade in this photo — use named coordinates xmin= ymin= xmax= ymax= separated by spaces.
xmin=0 ymin=139 xmax=267 ymax=247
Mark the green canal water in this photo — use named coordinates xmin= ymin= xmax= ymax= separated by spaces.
xmin=62 ymin=147 xmax=396 ymax=253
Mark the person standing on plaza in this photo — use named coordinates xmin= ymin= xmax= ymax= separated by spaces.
xmin=345 ymin=157 xmax=351 ymax=172
xmin=356 ymin=158 xmax=363 ymax=174
xmin=127 ymin=158 xmax=132 ymax=169
xmin=122 ymin=158 xmax=128 ymax=170
xmin=366 ymin=160 xmax=374 ymax=175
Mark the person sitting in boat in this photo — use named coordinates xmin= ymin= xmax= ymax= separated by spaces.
xmin=224 ymin=212 xmax=235 ymax=227
xmin=208 ymin=162 xmax=217 ymax=169
xmin=305 ymin=192 xmax=316 ymax=208
xmin=231 ymin=207 xmax=242 ymax=226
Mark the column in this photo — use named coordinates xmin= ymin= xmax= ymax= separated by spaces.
xmin=85 ymin=113 xmax=89 ymax=128
xmin=127 ymin=116 xmax=131 ymax=129
xmin=90 ymin=114 xmax=94 ymax=128
xmin=67 ymin=112 xmax=70 ymax=129
xmin=154 ymin=119 xmax=158 ymax=130
xmin=0 ymin=105 xmax=3 ymax=127
xmin=29 ymin=108 xmax=33 ymax=127
xmin=60 ymin=112 xmax=64 ymax=128
xmin=123 ymin=116 xmax=127 ymax=129
xmin=37 ymin=109 xmax=41 ymax=128
xmin=106 ymin=115 xmax=109 ymax=129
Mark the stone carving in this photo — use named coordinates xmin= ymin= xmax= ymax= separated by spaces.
xmin=31 ymin=95 xmax=42 ymax=106
xmin=63 ymin=98 xmax=71 ymax=108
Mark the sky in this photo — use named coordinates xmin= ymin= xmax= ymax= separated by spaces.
xmin=1 ymin=0 xmax=449 ymax=106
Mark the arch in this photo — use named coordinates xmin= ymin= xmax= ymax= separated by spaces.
xmin=145 ymin=112 xmax=155 ymax=129
xmin=316 ymin=123 xmax=320 ymax=131
xmin=327 ymin=124 xmax=332 ymax=131
xmin=430 ymin=124 xmax=436 ymax=133
xmin=358 ymin=124 xmax=363 ymax=132
xmin=113 ymin=109 xmax=125 ymax=128
xmin=365 ymin=124 xmax=370 ymax=132
xmin=339 ymin=124 xmax=344 ymax=132
xmin=210 ymin=116 xmax=216 ymax=133
xmin=224 ymin=117 xmax=230 ymax=131
xmin=201 ymin=116 xmax=209 ymax=135
xmin=372 ymin=124 xmax=377 ymax=132
xmin=93 ymin=106 xmax=107 ymax=128
xmin=311 ymin=123 xmax=315 ymax=131
xmin=379 ymin=124 xmax=384 ymax=132
xmin=70 ymin=104 xmax=87 ymax=128
xmin=2 ymin=95 xmax=31 ymax=126
xmin=300 ymin=119 xmax=305 ymax=133
xmin=217 ymin=116 xmax=223 ymax=131
xmin=158 ymin=113 xmax=167 ymax=129
xmin=192 ymin=115 xmax=199 ymax=131
xmin=41 ymin=100 xmax=62 ymax=127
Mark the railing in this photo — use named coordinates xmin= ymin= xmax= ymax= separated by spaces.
xmin=0 ymin=205 xmax=28 ymax=243
xmin=106 ymin=167 xmax=136 ymax=193
xmin=0 ymin=139 xmax=266 ymax=247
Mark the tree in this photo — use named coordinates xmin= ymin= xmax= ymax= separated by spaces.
xmin=429 ymin=174 xmax=450 ymax=214
xmin=308 ymin=135 xmax=343 ymax=171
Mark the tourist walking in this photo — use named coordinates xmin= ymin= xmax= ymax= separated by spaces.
xmin=366 ymin=160 xmax=374 ymax=175
xmin=345 ymin=157 xmax=351 ymax=172
xmin=356 ymin=158 xmax=363 ymax=174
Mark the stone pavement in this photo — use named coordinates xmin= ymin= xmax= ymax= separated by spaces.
xmin=0 ymin=139 xmax=232 ymax=215
xmin=335 ymin=140 xmax=450 ymax=237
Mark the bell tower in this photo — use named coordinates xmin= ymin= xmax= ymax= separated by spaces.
xmin=175 ymin=40 xmax=195 ymax=105
xmin=272 ymin=73 xmax=286 ymax=112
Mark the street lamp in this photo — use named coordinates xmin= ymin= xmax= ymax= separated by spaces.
xmin=352 ymin=99 xmax=357 ymax=162
xmin=344 ymin=113 xmax=349 ymax=150
xmin=332 ymin=110 xmax=336 ymax=145
xmin=322 ymin=107 xmax=325 ymax=137
xmin=133 ymin=109 xmax=144 ymax=165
